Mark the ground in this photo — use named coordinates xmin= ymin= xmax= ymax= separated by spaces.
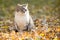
xmin=0 ymin=16 xmax=60 ymax=40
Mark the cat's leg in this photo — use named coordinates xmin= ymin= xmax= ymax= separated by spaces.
xmin=8 ymin=22 xmax=18 ymax=32
xmin=28 ymin=16 xmax=35 ymax=31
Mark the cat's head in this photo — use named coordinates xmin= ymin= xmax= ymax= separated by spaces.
xmin=15 ymin=4 xmax=28 ymax=13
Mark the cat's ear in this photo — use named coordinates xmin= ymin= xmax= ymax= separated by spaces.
xmin=23 ymin=4 xmax=28 ymax=8
xmin=26 ymin=4 xmax=28 ymax=8
xmin=17 ymin=4 xmax=22 ymax=6
xmin=15 ymin=4 xmax=21 ymax=12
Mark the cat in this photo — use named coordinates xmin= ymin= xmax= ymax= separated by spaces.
xmin=12 ymin=4 xmax=35 ymax=32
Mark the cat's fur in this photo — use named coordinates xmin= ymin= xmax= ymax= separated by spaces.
xmin=13 ymin=4 xmax=35 ymax=32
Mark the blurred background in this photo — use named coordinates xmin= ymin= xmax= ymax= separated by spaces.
xmin=0 ymin=0 xmax=60 ymax=19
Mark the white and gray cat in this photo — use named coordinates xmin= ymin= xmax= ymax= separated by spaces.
xmin=9 ymin=4 xmax=35 ymax=32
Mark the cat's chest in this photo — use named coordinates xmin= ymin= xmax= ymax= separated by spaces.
xmin=15 ymin=13 xmax=29 ymax=23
